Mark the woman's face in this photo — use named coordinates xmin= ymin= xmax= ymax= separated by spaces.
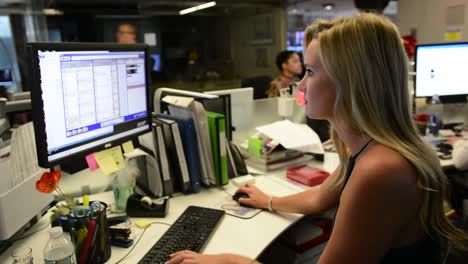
xmin=297 ymin=39 xmax=336 ymax=120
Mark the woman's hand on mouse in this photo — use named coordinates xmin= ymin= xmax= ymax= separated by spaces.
xmin=165 ymin=251 xmax=255 ymax=264
xmin=235 ymin=183 xmax=270 ymax=209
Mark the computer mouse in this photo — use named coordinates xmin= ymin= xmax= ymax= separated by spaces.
xmin=232 ymin=192 xmax=249 ymax=202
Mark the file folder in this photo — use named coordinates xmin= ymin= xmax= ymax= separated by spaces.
xmin=156 ymin=114 xmax=201 ymax=192
xmin=152 ymin=123 xmax=174 ymax=196
xmin=154 ymin=117 xmax=191 ymax=193
xmin=167 ymin=102 xmax=215 ymax=186
xmin=207 ymin=112 xmax=229 ymax=186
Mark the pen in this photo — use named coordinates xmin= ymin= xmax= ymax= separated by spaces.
xmin=79 ymin=219 xmax=96 ymax=264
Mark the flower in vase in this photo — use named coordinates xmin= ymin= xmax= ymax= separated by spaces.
xmin=36 ymin=170 xmax=61 ymax=193
xmin=36 ymin=170 xmax=77 ymax=221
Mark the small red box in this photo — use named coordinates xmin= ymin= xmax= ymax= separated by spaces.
xmin=286 ymin=165 xmax=330 ymax=186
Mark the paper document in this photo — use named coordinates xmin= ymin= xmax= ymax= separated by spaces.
xmin=9 ymin=122 xmax=46 ymax=188
xmin=254 ymin=176 xmax=303 ymax=197
xmin=323 ymin=152 xmax=340 ymax=173
xmin=256 ymin=120 xmax=324 ymax=154
xmin=138 ymin=132 xmax=155 ymax=154
xmin=0 ymin=158 xmax=12 ymax=195
xmin=162 ymin=95 xmax=194 ymax=108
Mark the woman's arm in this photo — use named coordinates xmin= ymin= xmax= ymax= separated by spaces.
xmin=236 ymin=169 xmax=342 ymax=215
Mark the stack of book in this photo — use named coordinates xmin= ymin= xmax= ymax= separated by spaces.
xmin=240 ymin=147 xmax=312 ymax=172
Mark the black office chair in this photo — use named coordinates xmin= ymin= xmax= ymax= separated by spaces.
xmin=241 ymin=75 xmax=272 ymax=100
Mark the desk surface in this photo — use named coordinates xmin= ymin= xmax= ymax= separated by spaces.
xmin=0 ymin=168 xmax=315 ymax=263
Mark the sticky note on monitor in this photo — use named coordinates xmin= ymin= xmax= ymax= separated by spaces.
xmin=94 ymin=146 xmax=125 ymax=175
xmin=122 ymin=140 xmax=135 ymax=154
xmin=85 ymin=153 xmax=99 ymax=171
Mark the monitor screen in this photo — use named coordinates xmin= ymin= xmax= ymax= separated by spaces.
xmin=286 ymin=31 xmax=304 ymax=52
xmin=28 ymin=43 xmax=151 ymax=168
xmin=205 ymin=88 xmax=253 ymax=135
xmin=0 ymin=68 xmax=13 ymax=86
xmin=415 ymin=43 xmax=468 ymax=98
xmin=150 ymin=53 xmax=161 ymax=72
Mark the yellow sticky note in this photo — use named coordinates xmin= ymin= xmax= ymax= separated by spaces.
xmin=94 ymin=146 xmax=125 ymax=175
xmin=122 ymin=141 xmax=134 ymax=154
xmin=108 ymin=146 xmax=125 ymax=170
xmin=135 ymin=219 xmax=151 ymax=229
xmin=94 ymin=152 xmax=118 ymax=175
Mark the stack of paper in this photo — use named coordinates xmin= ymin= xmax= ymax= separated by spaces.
xmin=256 ymin=120 xmax=324 ymax=154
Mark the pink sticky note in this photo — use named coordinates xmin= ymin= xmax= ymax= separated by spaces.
xmin=85 ymin=153 xmax=99 ymax=171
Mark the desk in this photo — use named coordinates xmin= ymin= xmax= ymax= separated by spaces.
xmin=0 ymin=168 xmax=317 ymax=263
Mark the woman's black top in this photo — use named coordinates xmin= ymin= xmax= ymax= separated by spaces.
xmin=338 ymin=139 xmax=442 ymax=263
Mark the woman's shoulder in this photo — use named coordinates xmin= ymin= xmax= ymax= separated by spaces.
xmin=352 ymin=143 xmax=419 ymax=191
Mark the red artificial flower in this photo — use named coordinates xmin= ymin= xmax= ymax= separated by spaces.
xmin=36 ymin=170 xmax=62 ymax=193
xmin=402 ymin=35 xmax=417 ymax=59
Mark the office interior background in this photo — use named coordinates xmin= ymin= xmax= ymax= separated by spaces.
xmin=0 ymin=0 xmax=465 ymax=102
xmin=2 ymin=0 xmax=468 ymax=263
xmin=0 ymin=0 xmax=399 ymax=97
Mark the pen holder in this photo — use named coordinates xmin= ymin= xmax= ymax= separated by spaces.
xmin=52 ymin=201 xmax=112 ymax=264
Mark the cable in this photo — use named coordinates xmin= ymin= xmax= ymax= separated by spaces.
xmin=9 ymin=221 xmax=51 ymax=243
xmin=114 ymin=221 xmax=171 ymax=264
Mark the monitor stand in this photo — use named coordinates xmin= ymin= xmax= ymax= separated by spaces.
xmin=60 ymin=156 xmax=88 ymax=174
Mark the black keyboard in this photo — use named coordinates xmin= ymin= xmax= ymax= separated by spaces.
xmin=138 ymin=206 xmax=225 ymax=263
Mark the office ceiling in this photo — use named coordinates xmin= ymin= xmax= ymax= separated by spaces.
xmin=35 ymin=0 xmax=285 ymax=16
xmin=0 ymin=0 xmax=397 ymax=17
xmin=286 ymin=0 xmax=398 ymax=16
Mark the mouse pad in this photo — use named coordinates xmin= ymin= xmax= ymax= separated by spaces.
xmin=216 ymin=200 xmax=262 ymax=219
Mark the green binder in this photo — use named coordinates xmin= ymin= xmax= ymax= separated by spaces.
xmin=207 ymin=112 xmax=229 ymax=186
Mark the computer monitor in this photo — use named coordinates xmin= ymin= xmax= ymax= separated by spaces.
xmin=0 ymin=68 xmax=13 ymax=86
xmin=27 ymin=43 xmax=152 ymax=168
xmin=415 ymin=42 xmax=468 ymax=103
xmin=205 ymin=87 xmax=253 ymax=134
xmin=150 ymin=53 xmax=161 ymax=72
xmin=287 ymin=31 xmax=304 ymax=52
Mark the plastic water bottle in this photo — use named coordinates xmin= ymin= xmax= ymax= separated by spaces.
xmin=44 ymin=226 xmax=77 ymax=264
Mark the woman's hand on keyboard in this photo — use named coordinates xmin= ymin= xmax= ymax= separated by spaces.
xmin=165 ymin=251 xmax=254 ymax=264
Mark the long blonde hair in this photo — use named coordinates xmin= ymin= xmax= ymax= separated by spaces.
xmin=304 ymin=12 xmax=467 ymax=251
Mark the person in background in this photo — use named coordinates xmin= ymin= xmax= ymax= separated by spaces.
xmin=166 ymin=12 xmax=468 ymax=264
xmin=115 ymin=22 xmax=138 ymax=44
xmin=265 ymin=50 xmax=303 ymax=97
xmin=446 ymin=137 xmax=468 ymax=171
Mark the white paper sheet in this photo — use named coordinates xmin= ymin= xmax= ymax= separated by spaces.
xmin=323 ymin=152 xmax=340 ymax=173
xmin=9 ymin=122 xmax=45 ymax=188
xmin=256 ymin=120 xmax=324 ymax=154
xmin=144 ymin=33 xmax=157 ymax=46
xmin=0 ymin=158 xmax=12 ymax=195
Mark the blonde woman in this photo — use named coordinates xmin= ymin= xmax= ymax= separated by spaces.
xmin=167 ymin=13 xmax=468 ymax=264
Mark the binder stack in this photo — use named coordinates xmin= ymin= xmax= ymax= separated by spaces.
xmin=207 ymin=111 xmax=229 ymax=186
xmin=154 ymin=117 xmax=191 ymax=193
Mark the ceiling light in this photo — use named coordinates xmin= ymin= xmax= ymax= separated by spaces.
xmin=322 ymin=3 xmax=335 ymax=11
xmin=179 ymin=1 xmax=216 ymax=15
xmin=43 ymin=8 xmax=63 ymax=15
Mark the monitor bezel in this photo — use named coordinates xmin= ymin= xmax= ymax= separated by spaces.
xmin=27 ymin=42 xmax=152 ymax=168
xmin=414 ymin=42 xmax=468 ymax=103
